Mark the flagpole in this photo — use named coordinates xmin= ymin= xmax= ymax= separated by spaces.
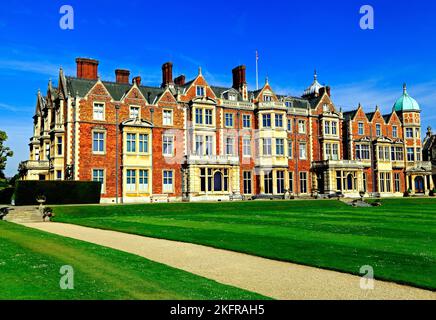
xmin=255 ymin=50 xmax=259 ymax=90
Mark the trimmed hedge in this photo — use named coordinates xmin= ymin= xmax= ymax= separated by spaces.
xmin=14 ymin=181 xmax=102 ymax=206
xmin=0 ymin=187 xmax=14 ymax=204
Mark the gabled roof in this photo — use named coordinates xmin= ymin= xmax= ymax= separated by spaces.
xmin=343 ymin=110 xmax=358 ymax=121
xmin=211 ymin=86 xmax=243 ymax=101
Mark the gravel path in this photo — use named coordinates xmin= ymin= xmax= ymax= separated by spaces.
xmin=20 ymin=222 xmax=435 ymax=300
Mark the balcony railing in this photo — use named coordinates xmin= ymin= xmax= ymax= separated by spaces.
xmin=187 ymin=155 xmax=240 ymax=165
xmin=21 ymin=160 xmax=50 ymax=170
xmin=313 ymin=159 xmax=365 ymax=169
xmin=258 ymin=101 xmax=286 ymax=110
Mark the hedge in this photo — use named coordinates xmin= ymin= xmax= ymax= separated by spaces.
xmin=14 ymin=181 xmax=102 ymax=206
xmin=0 ymin=187 xmax=14 ymax=205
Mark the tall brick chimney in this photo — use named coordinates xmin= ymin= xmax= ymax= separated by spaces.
xmin=115 ymin=69 xmax=130 ymax=84
xmin=76 ymin=58 xmax=99 ymax=80
xmin=174 ymin=75 xmax=186 ymax=86
xmin=232 ymin=65 xmax=247 ymax=90
xmin=161 ymin=62 xmax=173 ymax=88
xmin=132 ymin=76 xmax=142 ymax=86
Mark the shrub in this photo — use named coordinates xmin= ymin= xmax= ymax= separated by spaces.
xmin=0 ymin=187 xmax=14 ymax=204
xmin=430 ymin=188 xmax=436 ymax=197
xmin=14 ymin=181 xmax=101 ymax=206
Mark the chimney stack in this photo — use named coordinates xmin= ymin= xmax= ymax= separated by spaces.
xmin=326 ymin=86 xmax=331 ymax=97
xmin=232 ymin=65 xmax=247 ymax=90
xmin=76 ymin=58 xmax=99 ymax=80
xmin=174 ymin=75 xmax=186 ymax=86
xmin=161 ymin=62 xmax=173 ymax=88
xmin=115 ymin=69 xmax=130 ymax=84
xmin=132 ymin=76 xmax=142 ymax=86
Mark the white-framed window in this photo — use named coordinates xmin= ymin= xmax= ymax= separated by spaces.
xmin=275 ymin=114 xmax=283 ymax=128
xmin=332 ymin=121 xmax=338 ymax=135
xmin=323 ymin=104 xmax=329 ymax=112
xmin=392 ymin=126 xmax=398 ymax=138
xmin=277 ymin=171 xmax=285 ymax=194
xmin=288 ymin=141 xmax=293 ymax=158
xmin=288 ymin=171 xmax=294 ymax=193
xmin=139 ymin=134 xmax=149 ymax=153
xmin=92 ymin=131 xmax=105 ymax=154
xmin=93 ymin=103 xmax=105 ymax=120
xmin=56 ymin=170 xmax=62 ymax=181
xmin=127 ymin=133 xmax=137 ymax=153
xmin=205 ymin=109 xmax=213 ymax=125
xmin=92 ymin=169 xmax=105 ymax=193
xmin=139 ymin=170 xmax=149 ymax=192
xmin=225 ymin=113 xmax=234 ymax=127
xmin=376 ymin=124 xmax=382 ymax=137
xmin=276 ymin=138 xmax=285 ymax=156
xmin=300 ymin=172 xmax=308 ymax=194
xmin=406 ymin=128 xmax=413 ymax=138
xmin=205 ymin=135 xmax=213 ymax=156
xmin=263 ymin=138 xmax=272 ymax=156
xmin=243 ymin=136 xmax=251 ymax=156
xmin=262 ymin=114 xmax=271 ymax=128
xmin=298 ymin=120 xmax=306 ymax=134
xmin=358 ymin=122 xmax=364 ymax=135
xmin=287 ymin=119 xmax=292 ymax=132
xmin=196 ymin=86 xmax=205 ymax=97
xmin=163 ymin=170 xmax=174 ymax=193
xmin=163 ymin=109 xmax=173 ymax=126
xmin=324 ymin=121 xmax=331 ymax=135
xmin=195 ymin=108 xmax=203 ymax=124
xmin=415 ymin=128 xmax=420 ymax=139
xmin=416 ymin=147 xmax=422 ymax=161
xmin=243 ymin=171 xmax=252 ymax=194
xmin=299 ymin=142 xmax=307 ymax=159
xmin=407 ymin=147 xmax=414 ymax=161
xmin=263 ymin=95 xmax=272 ymax=102
xmin=242 ymin=114 xmax=251 ymax=128
xmin=126 ymin=169 xmax=136 ymax=192
xmin=392 ymin=146 xmax=404 ymax=161
xmin=195 ymin=135 xmax=204 ymax=155
xmin=130 ymin=106 xmax=140 ymax=119
xmin=56 ymin=136 xmax=63 ymax=156
xmin=356 ymin=144 xmax=370 ymax=160
xmin=225 ymin=136 xmax=234 ymax=155
xmin=394 ymin=173 xmax=401 ymax=192
xmin=163 ymin=136 xmax=174 ymax=156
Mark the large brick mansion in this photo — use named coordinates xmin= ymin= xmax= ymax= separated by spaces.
xmin=21 ymin=57 xmax=434 ymax=202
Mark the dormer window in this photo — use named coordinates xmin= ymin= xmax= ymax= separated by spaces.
xmin=285 ymin=101 xmax=292 ymax=108
xmin=323 ymin=104 xmax=329 ymax=112
xmin=196 ymin=86 xmax=205 ymax=97
xmin=228 ymin=94 xmax=237 ymax=101
xmin=263 ymin=95 xmax=272 ymax=102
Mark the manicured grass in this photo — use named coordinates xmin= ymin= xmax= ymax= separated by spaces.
xmin=0 ymin=222 xmax=267 ymax=300
xmin=54 ymin=198 xmax=436 ymax=290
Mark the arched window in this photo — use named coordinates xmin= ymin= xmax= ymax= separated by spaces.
xmin=214 ymin=171 xmax=223 ymax=192
xmin=347 ymin=174 xmax=353 ymax=190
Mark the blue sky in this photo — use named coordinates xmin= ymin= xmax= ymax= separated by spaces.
xmin=0 ymin=0 xmax=435 ymax=176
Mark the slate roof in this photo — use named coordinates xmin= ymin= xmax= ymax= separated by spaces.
xmin=343 ymin=110 xmax=358 ymax=121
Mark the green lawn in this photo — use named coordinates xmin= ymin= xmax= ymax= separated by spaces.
xmin=54 ymin=198 xmax=436 ymax=290
xmin=0 ymin=222 xmax=266 ymax=300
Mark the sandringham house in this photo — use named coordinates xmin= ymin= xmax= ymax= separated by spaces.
xmin=20 ymin=57 xmax=434 ymax=202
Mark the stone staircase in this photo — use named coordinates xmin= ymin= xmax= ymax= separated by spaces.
xmin=3 ymin=206 xmax=44 ymax=223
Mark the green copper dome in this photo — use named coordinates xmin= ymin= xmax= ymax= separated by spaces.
xmin=393 ymin=84 xmax=420 ymax=112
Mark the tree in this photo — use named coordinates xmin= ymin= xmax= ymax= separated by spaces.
xmin=0 ymin=130 xmax=13 ymax=179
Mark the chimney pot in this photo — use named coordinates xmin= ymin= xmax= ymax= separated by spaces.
xmin=161 ymin=62 xmax=174 ymax=88
xmin=132 ymin=76 xmax=142 ymax=86
xmin=76 ymin=58 xmax=99 ymax=80
xmin=115 ymin=69 xmax=130 ymax=84
xmin=174 ymin=75 xmax=186 ymax=86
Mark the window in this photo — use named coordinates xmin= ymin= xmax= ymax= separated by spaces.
xmin=228 ymin=93 xmax=237 ymax=101
xmin=263 ymin=114 xmax=271 ymax=128
xmin=332 ymin=144 xmax=339 ymax=160
xmin=93 ymin=132 xmax=105 ymax=153
xmin=288 ymin=141 xmax=293 ymax=158
xmin=363 ymin=173 xmax=367 ymax=192
xmin=163 ymin=171 xmax=174 ymax=193
xmin=196 ymin=86 xmax=205 ymax=96
xmin=139 ymin=170 xmax=149 ymax=192
xmin=324 ymin=121 xmax=331 ymax=135
xmin=298 ymin=120 xmax=306 ymax=134
xmin=205 ymin=109 xmax=213 ymax=125
xmin=163 ymin=136 xmax=174 ymax=156
xmin=416 ymin=148 xmax=421 ymax=161
xmin=127 ymin=133 xmax=136 ymax=153
xmin=376 ymin=124 xmax=382 ymax=137
xmin=356 ymin=144 xmax=370 ymax=160
xmin=139 ymin=134 xmax=149 ymax=153
xmin=263 ymin=95 xmax=272 ymax=102
xmin=392 ymin=126 xmax=398 ymax=138
xmin=163 ymin=110 xmax=173 ymax=125
xmin=93 ymin=103 xmax=104 ymax=120
xmin=195 ymin=135 xmax=203 ymax=155
xmin=195 ymin=108 xmax=203 ymax=124
xmin=384 ymin=146 xmax=390 ymax=161
xmin=205 ymin=136 xmax=213 ymax=156
xmin=263 ymin=138 xmax=272 ymax=156
xmin=379 ymin=172 xmax=385 ymax=193
xmin=332 ymin=122 xmax=337 ymax=135
xmin=288 ymin=172 xmax=294 ymax=193
xmin=415 ymin=128 xmax=420 ymax=139
xmin=394 ymin=146 xmax=404 ymax=161
xmin=336 ymin=171 xmax=342 ymax=191
xmin=225 ymin=137 xmax=234 ymax=155
xmin=300 ymin=172 xmax=308 ymax=194
xmin=126 ymin=169 xmax=136 ymax=192
xmin=264 ymin=171 xmax=273 ymax=194
xmin=243 ymin=137 xmax=251 ymax=156
xmin=325 ymin=143 xmax=331 ymax=160
xmin=394 ymin=173 xmax=401 ymax=192
xmin=287 ymin=119 xmax=292 ymax=132
xmin=130 ymin=106 xmax=140 ymax=119
xmin=276 ymin=139 xmax=285 ymax=156
xmin=242 ymin=115 xmax=251 ymax=128
xmin=225 ymin=113 xmax=234 ymax=127
xmin=275 ymin=114 xmax=283 ymax=128
xmin=386 ymin=173 xmax=391 ymax=192
xmin=323 ymin=103 xmax=329 ymax=112
xmin=45 ymin=143 xmax=50 ymax=160
xmin=358 ymin=122 xmax=364 ymax=135
xmin=243 ymin=171 xmax=252 ymax=194
xmin=407 ymin=147 xmax=414 ymax=161
xmin=299 ymin=142 xmax=307 ymax=159
xmin=56 ymin=170 xmax=62 ymax=181
xmin=406 ymin=128 xmax=413 ymax=138
xmin=56 ymin=136 xmax=63 ymax=156
xmin=277 ymin=171 xmax=285 ymax=194
xmin=93 ymin=169 xmax=105 ymax=193
xmin=285 ymin=101 xmax=292 ymax=108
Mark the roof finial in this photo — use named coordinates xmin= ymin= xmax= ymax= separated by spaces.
xmin=314 ymin=69 xmax=317 ymax=81
xmin=265 ymin=75 xmax=269 ymax=85
xmin=198 ymin=66 xmax=202 ymax=75
xmin=403 ymin=83 xmax=407 ymax=95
